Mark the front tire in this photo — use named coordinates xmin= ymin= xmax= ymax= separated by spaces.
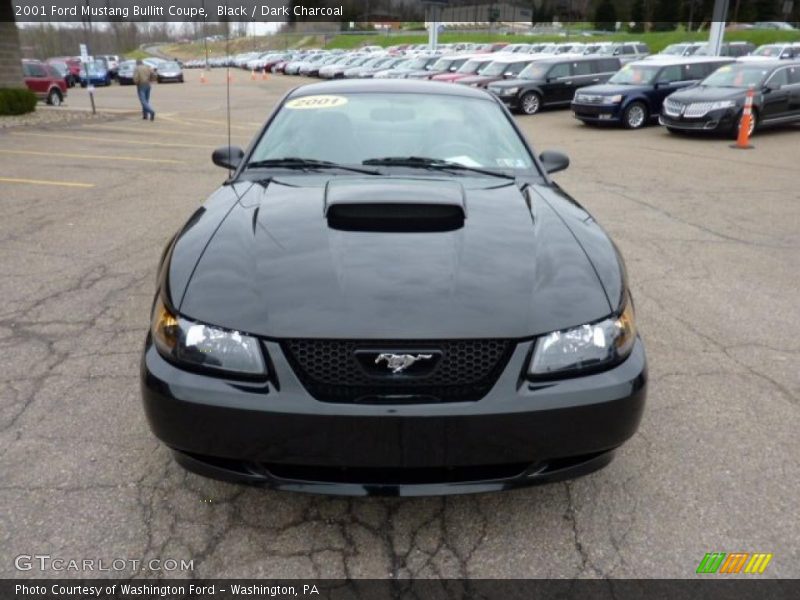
xmin=46 ymin=89 xmax=62 ymax=106
xmin=520 ymin=91 xmax=542 ymax=115
xmin=622 ymin=101 xmax=648 ymax=129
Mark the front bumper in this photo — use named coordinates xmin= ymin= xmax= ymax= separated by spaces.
xmin=141 ymin=337 xmax=647 ymax=496
xmin=572 ymin=102 xmax=623 ymax=123
xmin=659 ymin=110 xmax=737 ymax=132
xmin=491 ymin=93 xmax=519 ymax=110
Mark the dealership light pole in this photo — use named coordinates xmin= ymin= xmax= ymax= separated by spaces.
xmin=708 ymin=0 xmax=730 ymax=56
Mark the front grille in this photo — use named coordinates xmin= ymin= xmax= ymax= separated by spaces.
xmin=684 ymin=102 xmax=716 ymax=118
xmin=663 ymin=99 xmax=683 ymax=117
xmin=281 ymin=339 xmax=514 ymax=404
xmin=575 ymin=94 xmax=606 ymax=104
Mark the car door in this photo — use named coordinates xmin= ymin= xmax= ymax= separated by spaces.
xmin=651 ymin=65 xmax=689 ymax=111
xmin=543 ymin=62 xmax=573 ymax=104
xmin=760 ymin=67 xmax=791 ymax=120
xmin=787 ymin=65 xmax=800 ymax=116
xmin=567 ymin=60 xmax=597 ymax=101
xmin=23 ymin=62 xmax=48 ymax=96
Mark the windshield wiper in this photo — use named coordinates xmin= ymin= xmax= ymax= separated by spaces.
xmin=362 ymin=156 xmax=515 ymax=180
xmin=245 ymin=157 xmax=380 ymax=176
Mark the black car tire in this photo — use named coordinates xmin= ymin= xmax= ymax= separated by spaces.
xmin=520 ymin=92 xmax=542 ymax=115
xmin=46 ymin=89 xmax=62 ymax=106
xmin=622 ymin=102 xmax=648 ymax=129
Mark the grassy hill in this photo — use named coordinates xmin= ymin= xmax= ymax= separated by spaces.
xmin=150 ymin=29 xmax=799 ymax=61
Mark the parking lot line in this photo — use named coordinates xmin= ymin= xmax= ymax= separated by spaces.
xmin=161 ymin=115 xmax=255 ymax=131
xmin=86 ymin=124 xmax=236 ymax=140
xmin=0 ymin=149 xmax=185 ymax=164
xmin=10 ymin=131 xmax=210 ymax=149
xmin=0 ymin=176 xmax=94 ymax=188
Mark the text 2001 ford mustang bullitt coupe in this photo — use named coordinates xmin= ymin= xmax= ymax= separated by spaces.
xmin=141 ymin=79 xmax=647 ymax=496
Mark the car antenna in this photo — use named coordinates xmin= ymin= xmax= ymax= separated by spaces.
xmin=225 ymin=9 xmax=232 ymax=178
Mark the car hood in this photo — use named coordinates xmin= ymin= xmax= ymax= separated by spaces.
xmin=579 ymin=83 xmax=648 ymax=95
xmin=176 ymin=177 xmax=612 ymax=339
xmin=668 ymin=85 xmax=745 ymax=103
xmin=456 ymin=75 xmax=499 ymax=85
xmin=489 ymin=78 xmax=538 ymax=89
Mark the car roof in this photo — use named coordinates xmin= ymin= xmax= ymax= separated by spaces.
xmin=287 ymin=78 xmax=493 ymax=100
xmin=637 ymin=56 xmax=733 ymax=65
xmin=738 ymin=59 xmax=800 ymax=68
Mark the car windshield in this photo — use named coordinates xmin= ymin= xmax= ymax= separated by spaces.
xmin=432 ymin=57 xmax=457 ymax=70
xmin=481 ymin=61 xmax=520 ymax=76
xmin=752 ymin=45 xmax=783 ymax=57
xmin=662 ymin=44 xmax=691 ymax=55
xmin=248 ymin=92 xmax=534 ymax=171
xmin=518 ymin=64 xmax=548 ymax=80
xmin=608 ymin=64 xmax=660 ymax=85
xmin=457 ymin=59 xmax=487 ymax=74
xmin=701 ymin=64 xmax=770 ymax=87
xmin=162 ymin=62 xmax=180 ymax=70
xmin=404 ymin=57 xmax=433 ymax=70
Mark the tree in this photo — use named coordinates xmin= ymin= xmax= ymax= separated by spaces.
xmin=593 ymin=0 xmax=618 ymax=31
xmin=753 ymin=0 xmax=779 ymax=19
xmin=651 ymin=0 xmax=680 ymax=31
xmin=629 ymin=0 xmax=646 ymax=32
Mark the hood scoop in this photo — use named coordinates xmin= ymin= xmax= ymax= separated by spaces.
xmin=324 ymin=178 xmax=466 ymax=232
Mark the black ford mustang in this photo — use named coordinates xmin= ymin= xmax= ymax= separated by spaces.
xmin=141 ymin=79 xmax=647 ymax=496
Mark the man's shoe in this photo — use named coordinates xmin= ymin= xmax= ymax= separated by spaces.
xmin=142 ymin=115 xmax=147 ymax=120
xmin=150 ymin=113 xmax=155 ymax=121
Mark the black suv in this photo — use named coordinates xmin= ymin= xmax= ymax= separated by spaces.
xmin=661 ymin=60 xmax=800 ymax=137
xmin=487 ymin=56 xmax=622 ymax=115
xmin=571 ymin=56 xmax=734 ymax=129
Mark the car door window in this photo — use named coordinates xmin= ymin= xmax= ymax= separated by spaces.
xmin=623 ymin=45 xmax=635 ymax=55
xmin=685 ymin=63 xmax=707 ymax=80
xmin=788 ymin=66 xmax=800 ymax=85
xmin=28 ymin=63 xmax=47 ymax=78
xmin=548 ymin=63 xmax=571 ymax=79
xmin=657 ymin=65 xmax=683 ymax=84
xmin=573 ymin=61 xmax=592 ymax=76
xmin=766 ymin=68 xmax=789 ymax=88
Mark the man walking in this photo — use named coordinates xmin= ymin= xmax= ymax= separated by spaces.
xmin=133 ymin=59 xmax=155 ymax=121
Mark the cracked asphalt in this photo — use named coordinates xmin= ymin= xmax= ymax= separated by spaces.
xmin=1 ymin=73 xmax=798 ymax=579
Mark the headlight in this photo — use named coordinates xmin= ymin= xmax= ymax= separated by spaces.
xmin=528 ymin=297 xmax=636 ymax=378
xmin=151 ymin=297 xmax=266 ymax=376
xmin=709 ymin=100 xmax=736 ymax=111
xmin=503 ymin=87 xmax=518 ymax=95
xmin=604 ymin=95 xmax=623 ymax=104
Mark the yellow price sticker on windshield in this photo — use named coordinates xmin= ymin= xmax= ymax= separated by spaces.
xmin=285 ymin=95 xmax=348 ymax=110
xmin=718 ymin=65 xmax=732 ymax=72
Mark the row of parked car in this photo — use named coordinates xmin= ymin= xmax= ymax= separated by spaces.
xmin=253 ymin=40 xmax=800 ymax=137
xmin=20 ymin=54 xmax=186 ymax=106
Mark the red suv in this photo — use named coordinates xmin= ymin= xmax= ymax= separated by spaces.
xmin=22 ymin=60 xmax=68 ymax=106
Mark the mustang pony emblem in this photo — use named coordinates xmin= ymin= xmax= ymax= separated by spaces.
xmin=375 ymin=353 xmax=434 ymax=374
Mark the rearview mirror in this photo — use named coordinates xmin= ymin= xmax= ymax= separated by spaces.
xmin=539 ymin=150 xmax=570 ymax=174
xmin=212 ymin=145 xmax=244 ymax=170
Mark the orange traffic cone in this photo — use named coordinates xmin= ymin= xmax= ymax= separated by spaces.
xmin=227 ymin=72 xmax=234 ymax=83
xmin=251 ymin=69 xmax=256 ymax=81
xmin=200 ymin=71 xmax=207 ymax=84
xmin=262 ymin=69 xmax=268 ymax=81
xmin=732 ymin=87 xmax=755 ymax=150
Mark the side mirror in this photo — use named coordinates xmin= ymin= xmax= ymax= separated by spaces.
xmin=212 ymin=145 xmax=244 ymax=170
xmin=540 ymin=150 xmax=570 ymax=174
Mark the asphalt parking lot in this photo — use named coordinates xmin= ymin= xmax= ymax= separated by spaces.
xmin=1 ymin=72 xmax=798 ymax=579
